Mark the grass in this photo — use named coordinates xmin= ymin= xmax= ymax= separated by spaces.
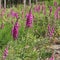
xmin=0 ymin=1 xmax=60 ymax=60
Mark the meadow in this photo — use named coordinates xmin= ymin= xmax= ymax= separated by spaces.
xmin=0 ymin=1 xmax=60 ymax=60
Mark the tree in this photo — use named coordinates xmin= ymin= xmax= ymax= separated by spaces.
xmin=0 ymin=0 xmax=1 ymax=9
xmin=36 ymin=0 xmax=38 ymax=4
xmin=24 ymin=0 xmax=26 ymax=9
xmin=4 ymin=0 xmax=6 ymax=8
xmin=29 ymin=0 xmax=31 ymax=6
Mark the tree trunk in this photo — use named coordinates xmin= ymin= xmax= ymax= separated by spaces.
xmin=29 ymin=0 xmax=31 ymax=6
xmin=24 ymin=0 xmax=26 ymax=9
xmin=0 ymin=0 xmax=1 ymax=9
xmin=36 ymin=0 xmax=37 ymax=4
xmin=4 ymin=0 xmax=6 ymax=8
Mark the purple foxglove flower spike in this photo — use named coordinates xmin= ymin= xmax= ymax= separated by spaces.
xmin=48 ymin=24 xmax=50 ymax=32
xmin=54 ymin=1 xmax=57 ymax=7
xmin=26 ymin=8 xmax=33 ymax=28
xmin=2 ymin=47 xmax=8 ymax=60
xmin=54 ymin=9 xmax=58 ymax=20
xmin=37 ymin=5 xmax=40 ymax=13
xmin=55 ymin=7 xmax=60 ymax=19
xmin=49 ymin=55 xmax=54 ymax=60
xmin=10 ymin=10 xmax=18 ymax=19
xmin=12 ymin=19 xmax=19 ymax=40
xmin=51 ymin=26 xmax=54 ymax=33
xmin=42 ymin=2 xmax=46 ymax=15
xmin=49 ymin=6 xmax=52 ymax=16
xmin=48 ymin=24 xmax=55 ymax=37
xmin=1 ymin=9 xmax=5 ymax=17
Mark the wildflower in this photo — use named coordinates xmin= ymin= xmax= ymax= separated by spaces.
xmin=2 ymin=47 xmax=8 ymax=60
xmin=48 ymin=24 xmax=50 ymax=32
xmin=51 ymin=26 xmax=54 ymax=34
xmin=12 ymin=19 xmax=19 ymax=40
xmin=34 ymin=5 xmax=37 ymax=12
xmin=48 ymin=24 xmax=55 ymax=37
xmin=37 ymin=4 xmax=41 ymax=13
xmin=26 ymin=8 xmax=33 ymax=28
xmin=42 ymin=2 xmax=45 ymax=11
xmin=49 ymin=56 xmax=54 ymax=60
xmin=54 ymin=9 xmax=58 ymax=20
xmin=1 ymin=9 xmax=5 ymax=17
xmin=54 ymin=1 xmax=57 ymax=7
xmin=14 ymin=12 xmax=18 ymax=19
xmin=49 ymin=6 xmax=52 ymax=16
xmin=10 ymin=10 xmax=18 ymax=19
xmin=42 ymin=2 xmax=46 ymax=15
xmin=54 ymin=7 xmax=60 ymax=19
xmin=57 ymin=7 xmax=60 ymax=19
xmin=57 ymin=7 xmax=60 ymax=11
xmin=49 ymin=54 xmax=54 ymax=60
xmin=34 ymin=4 xmax=40 ymax=13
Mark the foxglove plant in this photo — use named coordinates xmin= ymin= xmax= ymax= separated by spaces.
xmin=12 ymin=19 xmax=19 ymax=40
xmin=57 ymin=7 xmax=60 ymax=11
xmin=42 ymin=2 xmax=46 ymax=15
xmin=34 ymin=5 xmax=40 ymax=13
xmin=2 ymin=47 xmax=8 ymax=60
xmin=34 ymin=5 xmax=37 ymax=12
xmin=1 ymin=9 xmax=5 ymax=17
xmin=54 ymin=9 xmax=58 ymax=20
xmin=49 ymin=6 xmax=52 ymax=16
xmin=49 ymin=55 xmax=54 ymax=60
xmin=10 ymin=9 xmax=18 ymax=19
xmin=26 ymin=8 xmax=33 ymax=28
xmin=54 ymin=1 xmax=57 ymax=7
xmin=48 ymin=24 xmax=55 ymax=37
xmin=57 ymin=7 xmax=60 ymax=19
xmin=54 ymin=6 xmax=60 ymax=20
xmin=37 ymin=5 xmax=40 ymax=13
